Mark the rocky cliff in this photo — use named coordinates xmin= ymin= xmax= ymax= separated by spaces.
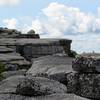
xmin=0 ymin=28 xmax=72 ymax=61
xmin=0 ymin=27 xmax=93 ymax=100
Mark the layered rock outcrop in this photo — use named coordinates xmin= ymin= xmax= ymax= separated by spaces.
xmin=0 ymin=38 xmax=72 ymax=61
xmin=0 ymin=28 xmax=72 ymax=61
xmin=0 ymin=28 xmax=40 ymax=69
xmin=0 ymin=27 xmax=93 ymax=100
xmin=0 ymin=46 xmax=14 ymax=53
xmin=0 ymin=53 xmax=30 ymax=71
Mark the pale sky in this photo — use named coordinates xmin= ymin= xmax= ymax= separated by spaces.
xmin=0 ymin=0 xmax=100 ymax=53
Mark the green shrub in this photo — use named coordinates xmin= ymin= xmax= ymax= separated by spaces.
xmin=69 ymin=50 xmax=77 ymax=58
xmin=0 ymin=62 xmax=5 ymax=74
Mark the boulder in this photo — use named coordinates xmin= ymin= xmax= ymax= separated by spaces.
xmin=66 ymin=72 xmax=100 ymax=99
xmin=16 ymin=76 xmax=67 ymax=96
xmin=72 ymin=56 xmax=100 ymax=73
xmin=93 ymin=75 xmax=100 ymax=98
xmin=78 ymin=74 xmax=95 ymax=98
xmin=0 ymin=75 xmax=67 ymax=96
xmin=27 ymin=55 xmax=73 ymax=76
xmin=27 ymin=30 xmax=35 ymax=34
xmin=66 ymin=72 xmax=79 ymax=93
xmin=78 ymin=74 xmax=100 ymax=99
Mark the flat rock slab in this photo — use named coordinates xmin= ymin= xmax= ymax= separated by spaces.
xmin=1 ymin=69 xmax=27 ymax=78
xmin=0 ymin=46 xmax=14 ymax=53
xmin=0 ymin=38 xmax=71 ymax=60
xmin=0 ymin=53 xmax=26 ymax=62
xmin=0 ymin=38 xmax=71 ymax=45
xmin=27 ymin=55 xmax=73 ymax=76
xmin=0 ymin=53 xmax=30 ymax=70
xmin=0 ymin=93 xmax=90 ymax=100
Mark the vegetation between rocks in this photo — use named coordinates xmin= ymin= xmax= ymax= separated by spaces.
xmin=0 ymin=62 xmax=5 ymax=81
xmin=69 ymin=50 xmax=77 ymax=58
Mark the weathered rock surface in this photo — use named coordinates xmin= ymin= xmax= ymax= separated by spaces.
xmin=0 ymin=75 xmax=25 ymax=93
xmin=0 ymin=28 xmax=77 ymax=99
xmin=0 ymin=53 xmax=30 ymax=70
xmin=66 ymin=72 xmax=79 ymax=93
xmin=0 ymin=28 xmax=21 ymax=38
xmin=78 ymin=74 xmax=95 ymax=98
xmin=49 ymin=72 xmax=67 ymax=85
xmin=33 ymin=72 xmax=68 ymax=86
xmin=78 ymin=74 xmax=100 ymax=99
xmin=0 ymin=46 xmax=14 ymax=53
xmin=66 ymin=72 xmax=100 ymax=99
xmin=0 ymin=75 xmax=67 ymax=96
xmin=72 ymin=56 xmax=100 ymax=73
xmin=16 ymin=76 xmax=67 ymax=96
xmin=0 ymin=38 xmax=72 ymax=61
xmin=27 ymin=55 xmax=73 ymax=76
xmin=0 ymin=93 xmax=90 ymax=100
xmin=1 ymin=69 xmax=27 ymax=78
